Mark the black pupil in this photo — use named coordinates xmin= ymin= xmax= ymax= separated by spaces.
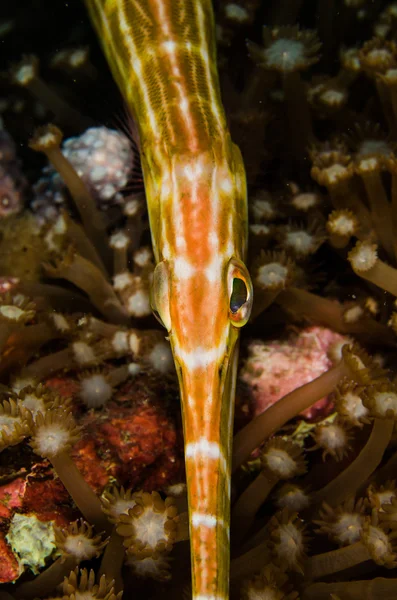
xmin=230 ymin=278 xmax=247 ymax=313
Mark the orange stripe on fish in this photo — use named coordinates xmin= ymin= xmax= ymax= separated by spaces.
xmin=84 ymin=1 xmax=253 ymax=597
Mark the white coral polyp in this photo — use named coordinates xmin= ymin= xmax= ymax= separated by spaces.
xmin=34 ymin=423 xmax=71 ymax=457
xmin=109 ymin=231 xmax=130 ymax=249
xmin=72 ymin=342 xmax=96 ymax=366
xmin=285 ymin=230 xmax=314 ymax=254
xmin=342 ymin=391 xmax=368 ymax=421
xmin=252 ymin=199 xmax=275 ymax=221
xmin=0 ymin=414 xmax=19 ymax=435
xmin=320 ymin=88 xmax=346 ymax=106
xmin=148 ymin=342 xmax=173 ymax=374
xmin=63 ymin=533 xmax=98 ymax=560
xmin=373 ymin=392 xmax=397 ymax=417
xmin=126 ymin=553 xmax=170 ymax=580
xmin=0 ymin=305 xmax=26 ymax=321
xmin=110 ymin=498 xmax=137 ymax=520
xmin=15 ymin=64 xmax=34 ymax=85
xmin=357 ymin=139 xmax=391 ymax=159
xmin=332 ymin=513 xmax=363 ymax=545
xmin=51 ymin=313 xmax=70 ymax=332
xmin=276 ymin=485 xmax=310 ymax=512
xmin=250 ymin=224 xmax=271 ymax=236
xmin=366 ymin=48 xmax=393 ymax=65
xmin=127 ymin=289 xmax=151 ymax=317
xmin=133 ymin=247 xmax=152 ymax=267
xmin=330 ymin=214 xmax=356 ymax=236
xmin=264 ymin=448 xmax=297 ymax=478
xmin=112 ymin=331 xmax=129 ymax=353
xmin=349 ymin=242 xmax=378 ymax=272
xmin=257 ymin=263 xmax=288 ymax=289
xmin=133 ymin=506 xmax=170 ymax=551
xmin=113 ymin=272 xmax=134 ymax=291
xmin=365 ymin=526 xmax=392 ymax=562
xmin=265 ymin=38 xmax=305 ymax=71
xmin=317 ymin=424 xmax=347 ymax=452
xmin=274 ymin=523 xmax=304 ymax=568
xmin=375 ymin=490 xmax=396 ymax=510
xmin=343 ymin=305 xmax=364 ymax=323
xmin=20 ymin=392 xmax=46 ymax=416
xmin=224 ymin=3 xmax=249 ymax=23
xmin=79 ymin=374 xmax=113 ymax=408
xmin=292 ymin=192 xmax=319 ymax=211
xmin=324 ymin=164 xmax=348 ymax=184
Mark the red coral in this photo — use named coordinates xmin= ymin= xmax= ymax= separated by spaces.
xmin=46 ymin=372 xmax=184 ymax=494
xmin=71 ymin=379 xmax=183 ymax=494
xmin=0 ymin=371 xmax=183 ymax=583
xmin=0 ymin=477 xmax=25 ymax=519
xmin=23 ymin=465 xmax=75 ymax=525
xmin=0 ymin=533 xmax=20 ymax=583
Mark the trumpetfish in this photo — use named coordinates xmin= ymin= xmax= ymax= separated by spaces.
xmin=84 ymin=0 xmax=253 ymax=597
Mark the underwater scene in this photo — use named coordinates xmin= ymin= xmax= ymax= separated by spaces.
xmin=2 ymin=0 xmax=397 ymax=598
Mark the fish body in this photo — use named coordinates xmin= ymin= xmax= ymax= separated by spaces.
xmin=85 ymin=1 xmax=252 ymax=596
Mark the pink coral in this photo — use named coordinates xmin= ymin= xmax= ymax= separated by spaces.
xmin=241 ymin=326 xmax=348 ymax=421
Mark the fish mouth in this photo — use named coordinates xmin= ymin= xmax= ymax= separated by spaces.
xmin=175 ymin=339 xmax=240 ymax=598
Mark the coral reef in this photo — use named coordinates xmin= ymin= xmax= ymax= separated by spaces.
xmin=3 ymin=1 xmax=397 ymax=599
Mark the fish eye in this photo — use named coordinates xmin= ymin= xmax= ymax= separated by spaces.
xmin=227 ymin=258 xmax=253 ymax=327
xmin=230 ymin=278 xmax=248 ymax=313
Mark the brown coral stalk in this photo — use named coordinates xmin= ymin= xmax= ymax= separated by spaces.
xmin=269 ymin=0 xmax=304 ymax=26
xmin=310 ymin=418 xmax=394 ymax=509
xmin=390 ymin=170 xmax=397 ymax=262
xmin=283 ymin=71 xmax=314 ymax=158
xmin=20 ymin=347 xmax=75 ymax=379
xmin=349 ymin=244 xmax=397 ymax=297
xmin=0 ymin=323 xmax=18 ymax=355
xmin=376 ymin=79 xmax=396 ymax=135
xmin=15 ymin=555 xmax=77 ymax=600
xmin=51 ymin=452 xmax=111 ymax=533
xmin=11 ymin=322 xmax=59 ymax=347
xmin=276 ymin=287 xmax=392 ymax=342
xmin=232 ymin=470 xmax=279 ymax=539
xmin=230 ymin=539 xmax=272 ymax=582
xmin=64 ymin=212 xmax=107 ymax=275
xmin=277 ymin=288 xmax=346 ymax=331
xmin=44 ymin=250 xmax=129 ymax=325
xmin=98 ymin=529 xmax=125 ymax=592
xmin=306 ymin=542 xmax=372 ymax=580
xmin=303 ymin=578 xmax=397 ymax=599
xmin=12 ymin=56 xmax=90 ymax=131
xmin=30 ymin=125 xmax=110 ymax=267
xmin=370 ymin=447 xmax=397 ymax=489
xmin=232 ymin=359 xmax=348 ymax=470
xmin=17 ymin=281 xmax=92 ymax=313
xmin=359 ymin=169 xmax=394 ymax=259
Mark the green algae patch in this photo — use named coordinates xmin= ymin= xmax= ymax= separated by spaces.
xmin=6 ymin=513 xmax=56 ymax=573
